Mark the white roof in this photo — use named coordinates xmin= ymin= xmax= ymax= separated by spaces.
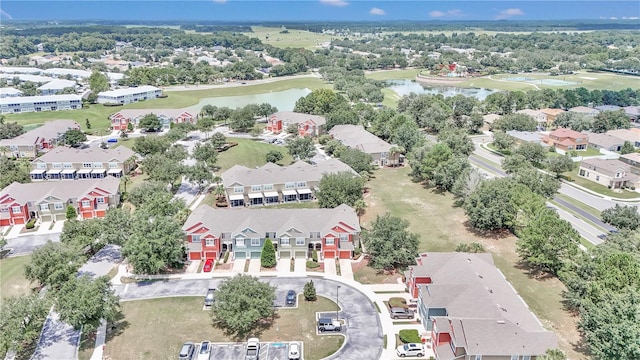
xmin=42 ymin=68 xmax=92 ymax=78
xmin=0 ymin=94 xmax=82 ymax=105
xmin=0 ymin=74 xmax=55 ymax=83
xmin=98 ymin=86 xmax=160 ymax=97
xmin=78 ymin=169 xmax=92 ymax=174
xmin=108 ymin=169 xmax=122 ymax=174
xmin=0 ymin=66 xmax=42 ymax=74
xmin=37 ymin=79 xmax=77 ymax=91
xmin=228 ymin=194 xmax=244 ymax=201
xmin=30 ymin=169 xmax=46 ymax=174
xmin=297 ymin=188 xmax=312 ymax=194
xmin=91 ymin=168 xmax=106 ymax=173
xmin=46 ymin=169 xmax=62 ymax=174
xmin=248 ymin=192 xmax=263 ymax=199
xmin=0 ymin=87 xmax=23 ymax=95
xmin=282 ymin=189 xmax=297 ymax=196
xmin=263 ymin=191 xmax=279 ymax=198
xmin=62 ymin=169 xmax=76 ymax=174
xmin=106 ymin=72 xmax=125 ymax=80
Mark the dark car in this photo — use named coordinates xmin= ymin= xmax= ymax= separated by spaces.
xmin=286 ymin=290 xmax=296 ymax=306
xmin=178 ymin=342 xmax=195 ymax=360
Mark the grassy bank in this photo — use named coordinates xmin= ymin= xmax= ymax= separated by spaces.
xmin=0 ymin=255 xmax=33 ymax=300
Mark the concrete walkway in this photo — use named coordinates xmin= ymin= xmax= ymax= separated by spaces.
xmin=276 ymin=258 xmax=290 ymax=274
xmin=89 ymin=320 xmax=107 ymax=360
xmin=247 ymin=259 xmax=261 ymax=275
xmin=294 ymin=259 xmax=306 ymax=275
xmin=232 ymin=258 xmax=246 ymax=274
xmin=324 ymin=258 xmax=337 ymax=276
xmin=339 ymin=259 xmax=354 ymax=281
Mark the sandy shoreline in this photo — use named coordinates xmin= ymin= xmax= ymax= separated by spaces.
xmin=414 ymin=75 xmax=467 ymax=86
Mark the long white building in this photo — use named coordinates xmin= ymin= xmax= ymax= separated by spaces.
xmin=97 ymin=86 xmax=162 ymax=104
xmin=0 ymin=94 xmax=82 ymax=114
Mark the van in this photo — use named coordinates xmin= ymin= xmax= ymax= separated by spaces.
xmin=390 ymin=307 xmax=414 ymax=320
xmin=178 ymin=342 xmax=195 ymax=360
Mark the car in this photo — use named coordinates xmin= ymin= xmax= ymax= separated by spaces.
xmin=390 ymin=307 xmax=414 ymax=320
xmin=317 ymin=318 xmax=342 ymax=332
xmin=396 ymin=343 xmax=425 ymax=357
xmin=107 ymin=138 xmax=118 ymax=143
xmin=204 ymin=288 xmax=216 ymax=307
xmin=197 ymin=341 xmax=211 ymax=360
xmin=202 ymin=258 xmax=214 ymax=272
xmin=597 ymin=234 xmax=607 ymax=240
xmin=245 ymin=338 xmax=260 ymax=360
xmin=286 ymin=290 xmax=296 ymax=306
xmin=178 ymin=342 xmax=196 ymax=360
xmin=288 ymin=342 xmax=301 ymax=360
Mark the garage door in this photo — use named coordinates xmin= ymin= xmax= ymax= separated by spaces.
xmin=55 ymin=214 xmax=66 ymax=221
xmin=82 ymin=211 xmax=93 ymax=219
xmin=235 ymin=252 xmax=247 ymax=259
xmin=189 ymin=252 xmax=201 ymax=261
xmin=13 ymin=218 xmax=25 ymax=225
xmin=250 ymin=252 xmax=261 ymax=259
xmin=339 ymin=250 xmax=351 ymax=259
xmin=294 ymin=251 xmax=306 ymax=259
xmin=324 ymin=251 xmax=335 ymax=259
xmin=96 ymin=210 xmax=106 ymax=218
xmin=40 ymin=214 xmax=53 ymax=222
xmin=279 ymin=251 xmax=291 ymax=260
xmin=205 ymin=251 xmax=217 ymax=259
xmin=0 ymin=219 xmax=10 ymax=226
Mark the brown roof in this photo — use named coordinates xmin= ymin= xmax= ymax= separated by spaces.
xmin=270 ymin=111 xmax=326 ymax=126
xmin=32 ymin=146 xmax=135 ymax=164
xmin=607 ymin=129 xmax=640 ymax=143
xmin=329 ymin=125 xmax=393 ymax=155
xmin=580 ymin=158 xmax=635 ymax=179
xmin=539 ymin=108 xmax=566 ymax=116
xmin=549 ymin=127 xmax=587 ymax=140
xmin=587 ymin=133 xmax=625 ymax=148
xmin=620 ymin=152 xmax=640 ymax=164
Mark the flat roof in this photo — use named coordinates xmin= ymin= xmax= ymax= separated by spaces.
xmin=263 ymin=191 xmax=279 ymax=197
xmin=98 ymin=86 xmax=160 ymax=97
xmin=228 ymin=194 xmax=244 ymax=201
xmin=297 ymin=188 xmax=312 ymax=194
xmin=282 ymin=189 xmax=297 ymax=196
xmin=248 ymin=193 xmax=263 ymax=199
xmin=0 ymin=94 xmax=82 ymax=105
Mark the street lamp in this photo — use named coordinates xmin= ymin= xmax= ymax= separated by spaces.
xmin=336 ymin=285 xmax=341 ymax=321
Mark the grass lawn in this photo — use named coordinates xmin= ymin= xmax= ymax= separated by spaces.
xmin=458 ymin=71 xmax=640 ymax=91
xmin=216 ymin=138 xmax=294 ymax=173
xmin=381 ymin=88 xmax=401 ymax=109
xmin=111 ymin=138 xmax=135 ymax=149
xmin=269 ymin=202 xmax=319 ymax=209
xmin=564 ymin=167 xmax=640 ymax=200
xmin=361 ymin=166 xmax=585 ymax=359
xmin=104 ymin=296 xmax=343 ymax=360
xmin=249 ymin=26 xmax=334 ymax=49
xmin=575 ymin=147 xmax=602 ymax=157
xmin=0 ymin=255 xmax=33 ymax=300
xmin=365 ymin=69 xmax=422 ymax=81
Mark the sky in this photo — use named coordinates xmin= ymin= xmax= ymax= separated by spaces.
xmin=0 ymin=1 xmax=639 ymax=22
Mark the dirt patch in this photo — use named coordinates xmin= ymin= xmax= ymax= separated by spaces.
xmin=215 ymin=262 xmax=233 ymax=271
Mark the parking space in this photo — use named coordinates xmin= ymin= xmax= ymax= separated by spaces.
xmin=265 ymin=342 xmax=288 ymax=360
xmin=273 ymin=289 xmax=298 ymax=308
xmin=196 ymin=341 xmax=299 ymax=360
xmin=209 ymin=343 xmax=245 ymax=359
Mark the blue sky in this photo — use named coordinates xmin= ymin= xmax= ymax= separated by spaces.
xmin=1 ymin=1 xmax=639 ymax=22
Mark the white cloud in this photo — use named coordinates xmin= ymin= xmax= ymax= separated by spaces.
xmin=212 ymin=0 xmax=227 ymax=3
xmin=622 ymin=16 xmax=639 ymax=19
xmin=495 ymin=8 xmax=524 ymax=20
xmin=369 ymin=7 xmax=385 ymax=16
xmin=429 ymin=10 xmax=445 ymax=18
xmin=0 ymin=9 xmax=13 ymax=19
xmin=429 ymin=9 xmax=463 ymax=18
xmin=319 ymin=0 xmax=349 ymax=7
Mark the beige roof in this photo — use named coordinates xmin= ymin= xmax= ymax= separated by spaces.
xmin=32 ymin=146 xmax=135 ymax=164
xmin=182 ymin=203 xmax=360 ymax=236
xmin=624 ymin=106 xmax=640 ymax=116
xmin=587 ymin=132 xmax=625 ymax=148
xmin=222 ymin=159 xmax=357 ymax=187
xmin=0 ymin=120 xmax=80 ymax=147
xmin=620 ymin=152 xmax=640 ymax=164
xmin=111 ymin=108 xmax=193 ymax=119
xmin=516 ymin=109 xmax=545 ymax=119
xmin=329 ymin=125 xmax=393 ymax=155
xmin=569 ymin=106 xmax=598 ymax=115
xmin=482 ymin=114 xmax=501 ymax=124
xmin=607 ymin=129 xmax=640 ymax=143
xmin=539 ymin=108 xmax=565 ymax=116
xmin=270 ymin=111 xmax=326 ymax=126
xmin=580 ymin=158 xmax=634 ymax=178
xmin=0 ymin=176 xmax=120 ymax=205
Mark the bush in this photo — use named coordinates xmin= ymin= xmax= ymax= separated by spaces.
xmin=260 ymin=240 xmax=277 ymax=268
xmin=318 ymin=135 xmax=332 ymax=145
xmin=66 ymin=205 xmax=77 ymax=220
xmin=223 ymin=251 xmax=230 ymax=263
xmin=25 ymin=219 xmax=36 ymax=229
xmin=399 ymin=329 xmax=421 ymax=343
xmin=306 ymin=260 xmax=320 ymax=269
xmin=312 ymin=249 xmax=318 ymax=262
xmin=303 ymin=280 xmax=317 ymax=301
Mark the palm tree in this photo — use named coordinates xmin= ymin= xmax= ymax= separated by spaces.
xmin=121 ymin=175 xmax=131 ymax=194
xmin=388 ymin=146 xmax=404 ymax=168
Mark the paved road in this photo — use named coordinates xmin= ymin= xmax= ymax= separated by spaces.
xmin=114 ymin=277 xmax=383 ymax=360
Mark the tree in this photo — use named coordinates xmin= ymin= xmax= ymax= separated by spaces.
xmin=0 ymin=294 xmax=50 ymax=355
xmin=24 ymin=241 xmax=84 ymax=289
xmin=540 ymin=349 xmax=567 ymax=360
xmin=303 ymin=280 xmax=317 ymax=301
xmin=139 ymin=114 xmax=162 ymax=132
xmin=492 ymin=131 xmax=515 ymax=152
xmin=85 ymin=118 xmax=91 ymax=130
xmin=119 ymin=129 xmax=128 ymax=139
xmin=286 ymin=136 xmax=315 ymax=161
xmin=260 ymin=239 xmax=276 ymax=268
xmin=362 ymin=213 xmax=419 ymax=271
xmin=452 ymin=168 xmax=485 ymax=202
xmin=89 ymin=70 xmax=109 ymax=94
xmin=438 ymin=128 xmax=474 ymax=156
xmin=145 ymin=156 xmax=184 ymax=189
xmin=60 ymin=218 xmax=104 ymax=252
xmin=592 ymin=110 xmax=630 ymax=133
xmin=601 ymin=204 xmax=640 ymax=230
xmin=258 ymin=103 xmax=277 ymax=119
xmin=211 ymin=274 xmax=276 ymax=339
xmin=464 ymin=178 xmax=519 ymax=232
xmin=186 ymin=163 xmax=214 ymax=191
xmin=391 ymin=121 xmax=425 ymax=153
xmin=54 ymin=275 xmax=120 ymax=333
xmin=123 ymin=216 xmax=185 ymax=274
xmin=502 ymin=154 xmax=533 ymax=174
xmin=197 ymin=116 xmax=216 ymax=139
xmin=63 ymin=129 xmax=87 ymax=147
xmin=265 ymin=150 xmax=284 ymax=163
xmin=516 ymin=208 xmax=580 ymax=275
xmin=431 ymin=156 xmax=470 ymax=191
xmin=128 ymin=181 xmax=171 ymax=207
xmin=126 ymin=121 xmax=134 ymax=132
xmin=338 ymin=147 xmax=372 ymax=173
xmin=100 ymin=208 xmax=133 ymax=246
xmin=455 ymin=242 xmax=485 ymax=253
xmin=493 ymin=113 xmax=537 ymax=132
xmin=294 ymin=89 xmax=347 ymax=115
xmin=133 ymin=135 xmax=170 ymax=156
xmin=513 ymin=142 xmax=547 ymax=168
xmin=316 ymin=172 xmax=363 ymax=209
xmin=0 ymin=117 xmax=25 ymax=139
xmin=65 ymin=205 xmax=77 ymax=220
xmin=0 ymin=157 xmax=30 ymax=189
xmin=210 ymin=132 xmax=227 ymax=149
xmin=409 ymin=143 xmax=453 ymax=182
xmin=546 ymin=154 xmax=575 ymax=177
xmin=228 ymin=106 xmax=255 ymax=132
xmin=512 ymin=167 xmax=560 ymax=199
xmin=620 ymin=141 xmax=635 ymax=155
xmin=192 ymin=142 xmax=219 ymax=170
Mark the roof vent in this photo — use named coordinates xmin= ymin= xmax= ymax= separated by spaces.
xmin=497 ymin=320 xmax=506 ymax=324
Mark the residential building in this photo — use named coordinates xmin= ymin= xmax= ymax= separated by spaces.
xmin=539 ymin=108 xmax=565 ymax=127
xmin=619 ymin=152 xmax=640 ymax=175
xmin=329 ymin=125 xmax=394 ymax=167
xmin=482 ymin=113 xmax=501 ymax=126
xmin=266 ymin=111 xmax=327 ymax=136
xmin=0 ymin=120 xmax=80 ymax=158
xmin=37 ymin=79 xmax=77 ymax=95
xmin=182 ymin=204 xmax=360 ymax=261
xmin=0 ymin=87 xmax=23 ymax=98
xmin=578 ymin=158 xmax=640 ymax=189
xmin=587 ymin=132 xmax=624 ymax=151
xmin=222 ymin=159 xmax=357 ymax=207
xmin=623 ymin=105 xmax=640 ymax=122
xmin=405 ymin=252 xmax=557 ymax=360
xmin=30 ymin=146 xmax=135 ymax=180
xmin=505 ymin=130 xmax=543 ymax=144
xmin=42 ymin=68 xmax=92 ymax=79
xmin=97 ymin=85 xmax=162 ymax=105
xmin=568 ymin=106 xmax=599 ymax=116
xmin=0 ymin=176 xmax=121 ymax=226
xmin=106 ymin=72 xmax=125 ymax=87
xmin=516 ymin=109 xmax=547 ymax=129
xmin=542 ymin=128 xmax=588 ymax=151
xmin=0 ymin=74 xmax=55 ymax=85
xmin=0 ymin=66 xmax=42 ymax=75
xmin=594 ymin=105 xmax=621 ymax=112
xmin=0 ymin=94 xmax=82 ymax=114
xmin=109 ymin=108 xmax=195 ymax=130
xmin=606 ymin=129 xmax=640 ymax=148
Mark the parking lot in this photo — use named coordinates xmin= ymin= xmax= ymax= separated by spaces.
xmin=195 ymin=341 xmax=299 ymax=360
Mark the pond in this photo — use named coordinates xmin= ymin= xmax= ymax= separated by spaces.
xmin=187 ymin=88 xmax=312 ymax=112
xmin=386 ymin=79 xmax=497 ymax=100
xmin=504 ymin=77 xmax=578 ymax=86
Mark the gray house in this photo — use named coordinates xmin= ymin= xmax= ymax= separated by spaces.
xmin=587 ymin=132 xmax=625 ymax=151
xmin=329 ymin=125 xmax=395 ymax=167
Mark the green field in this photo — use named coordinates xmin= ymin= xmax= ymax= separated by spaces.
xmin=459 ymin=71 xmax=640 ymax=91
xmin=365 ymin=69 xmax=422 ymax=81
xmin=250 ymin=26 xmax=334 ymax=49
xmin=217 ymin=137 xmax=294 ymax=173
xmin=0 ymin=255 xmax=33 ymax=300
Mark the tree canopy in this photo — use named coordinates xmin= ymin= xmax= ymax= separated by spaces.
xmin=362 ymin=213 xmax=419 ymax=271
xmin=139 ymin=114 xmax=163 ymax=132
xmin=286 ymin=136 xmax=315 ymax=161
xmin=63 ymin=129 xmax=87 ymax=147
xmin=123 ymin=215 xmax=185 ymax=274
xmin=24 ymin=241 xmax=85 ymax=289
xmin=316 ymin=172 xmax=363 ymax=209
xmin=601 ymin=204 xmax=640 ymax=230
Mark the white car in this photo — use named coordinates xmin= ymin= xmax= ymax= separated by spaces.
xmin=197 ymin=341 xmax=211 ymax=360
xmin=396 ymin=343 xmax=424 ymax=357
xmin=288 ymin=342 xmax=301 ymax=360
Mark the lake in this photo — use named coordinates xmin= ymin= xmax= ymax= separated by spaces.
xmin=386 ymin=79 xmax=497 ymax=100
xmin=187 ymin=88 xmax=312 ymax=112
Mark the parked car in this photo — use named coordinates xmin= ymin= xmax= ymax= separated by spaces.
xmin=203 ymin=258 xmax=214 ymax=272
xmin=317 ymin=318 xmax=342 ymax=332
xmin=107 ymin=138 xmax=118 ymax=143
xmin=390 ymin=307 xmax=414 ymax=320
xmin=204 ymin=288 xmax=216 ymax=307
xmin=396 ymin=343 xmax=425 ymax=357
xmin=245 ymin=338 xmax=260 ymax=360
xmin=288 ymin=342 xmax=301 ymax=360
xmin=286 ymin=290 xmax=296 ymax=306
xmin=197 ymin=341 xmax=211 ymax=360
xmin=178 ymin=342 xmax=195 ymax=360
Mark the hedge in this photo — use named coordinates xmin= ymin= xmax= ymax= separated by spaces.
xmin=399 ymin=329 xmax=421 ymax=344
xmin=25 ymin=219 xmax=36 ymax=230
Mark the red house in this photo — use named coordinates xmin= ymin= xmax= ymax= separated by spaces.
xmin=266 ymin=111 xmax=326 ymax=136
xmin=109 ymin=109 xmax=196 ymax=130
xmin=0 ymin=120 xmax=80 ymax=158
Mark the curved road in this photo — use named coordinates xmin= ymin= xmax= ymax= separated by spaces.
xmin=113 ymin=276 xmax=383 ymax=360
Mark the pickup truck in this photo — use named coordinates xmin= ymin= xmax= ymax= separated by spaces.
xmin=245 ymin=337 xmax=260 ymax=360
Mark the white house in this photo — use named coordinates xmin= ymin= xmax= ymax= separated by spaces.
xmin=42 ymin=68 xmax=92 ymax=79
xmin=0 ymin=88 xmax=24 ymax=98
xmin=0 ymin=66 xmax=42 ymax=75
xmin=97 ymin=86 xmax=162 ymax=105
xmin=0 ymin=74 xmax=55 ymax=85
xmin=37 ymin=79 xmax=77 ymax=96
xmin=0 ymin=94 xmax=82 ymax=114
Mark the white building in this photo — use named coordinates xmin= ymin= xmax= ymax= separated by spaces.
xmin=0 ymin=66 xmax=42 ymax=75
xmin=37 ymin=79 xmax=77 ymax=95
xmin=0 ymin=94 xmax=82 ymax=114
xmin=97 ymin=86 xmax=162 ymax=105
xmin=0 ymin=88 xmax=24 ymax=98
xmin=42 ymin=68 xmax=92 ymax=79
xmin=0 ymin=74 xmax=55 ymax=85
xmin=106 ymin=72 xmax=125 ymax=86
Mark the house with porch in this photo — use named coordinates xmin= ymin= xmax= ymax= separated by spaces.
xmin=329 ymin=125 xmax=395 ymax=167
xmin=221 ymin=159 xmax=357 ymax=207
xmin=405 ymin=252 xmax=557 ymax=360
xmin=30 ymin=146 xmax=135 ymax=180
xmin=0 ymin=176 xmax=121 ymax=226
xmin=266 ymin=111 xmax=327 ymax=136
xmin=0 ymin=119 xmax=80 ymax=158
xmin=578 ymin=158 xmax=640 ymax=189
xmin=109 ymin=108 xmax=195 ymax=130
xmin=624 ymin=105 xmax=640 ymax=122
xmin=542 ymin=128 xmax=588 ymax=152
xmin=619 ymin=152 xmax=640 ymax=175
xmin=182 ymin=204 xmax=360 ymax=262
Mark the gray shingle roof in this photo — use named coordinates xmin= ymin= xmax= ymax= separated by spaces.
xmin=32 ymin=146 xmax=135 ymax=164
xmin=0 ymin=120 xmax=80 ymax=146
xmin=270 ymin=111 xmax=326 ymax=126
xmin=111 ymin=108 xmax=193 ymax=119
xmin=587 ymin=132 xmax=625 ymax=148
xmin=329 ymin=125 xmax=393 ymax=154
xmin=0 ymin=176 xmax=120 ymax=205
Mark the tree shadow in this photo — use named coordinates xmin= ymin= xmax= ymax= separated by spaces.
xmin=462 ymin=220 xmax=513 ymax=240
xmin=214 ymin=311 xmax=281 ymax=342
xmin=513 ymin=260 xmax=556 ymax=281
xmin=105 ymin=312 xmax=130 ymax=344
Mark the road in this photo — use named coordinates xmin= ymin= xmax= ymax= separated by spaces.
xmin=114 ymin=277 xmax=383 ymax=360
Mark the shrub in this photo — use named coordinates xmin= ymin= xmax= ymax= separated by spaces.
xmin=25 ymin=219 xmax=36 ymax=229
xmin=306 ymin=260 xmax=320 ymax=269
xmin=312 ymin=249 xmax=318 ymax=262
xmin=260 ymin=240 xmax=277 ymax=268
xmin=223 ymin=251 xmax=230 ymax=263
xmin=303 ymin=280 xmax=317 ymax=301
xmin=66 ymin=205 xmax=77 ymax=220
xmin=318 ymin=135 xmax=332 ymax=145
xmin=399 ymin=329 xmax=421 ymax=343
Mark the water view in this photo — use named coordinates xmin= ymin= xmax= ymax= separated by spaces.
xmin=187 ymin=88 xmax=312 ymax=112
xmin=386 ymin=79 xmax=497 ymax=100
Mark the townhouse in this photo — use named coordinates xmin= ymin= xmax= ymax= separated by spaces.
xmin=0 ymin=120 xmax=80 ymax=158
xmin=266 ymin=111 xmax=327 ymax=136
xmin=405 ymin=252 xmax=557 ymax=360
xmin=568 ymin=106 xmax=599 ymax=117
xmin=0 ymin=74 xmax=55 ymax=85
xmin=542 ymin=128 xmax=588 ymax=152
xmin=42 ymin=68 xmax=92 ymax=80
xmin=0 ymin=87 xmax=23 ymax=98
xmin=0 ymin=94 xmax=82 ymax=114
xmin=222 ymin=159 xmax=358 ymax=207
xmin=37 ymin=79 xmax=77 ymax=95
xmin=329 ymin=124 xmax=395 ymax=167
xmin=109 ymin=108 xmax=195 ymax=130
xmin=578 ymin=158 xmax=640 ymax=189
xmin=97 ymin=85 xmax=162 ymax=105
xmin=0 ymin=176 xmax=121 ymax=226
xmin=182 ymin=204 xmax=360 ymax=262
xmin=30 ymin=146 xmax=135 ymax=180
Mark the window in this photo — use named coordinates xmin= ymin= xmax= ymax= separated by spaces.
xmin=63 ymin=163 xmax=73 ymax=168
xmin=12 ymin=206 xmax=21 ymax=213
xmin=285 ymin=182 xmax=295 ymax=189
xmin=522 ymin=356 xmax=531 ymax=360
xmin=0 ymin=207 xmax=8 ymax=213
xmin=296 ymin=238 xmax=305 ymax=246
xmin=280 ymin=237 xmax=290 ymax=246
xmin=54 ymin=203 xmax=64 ymax=210
xmin=296 ymin=181 xmax=306 ymax=188
xmin=326 ymin=237 xmax=335 ymax=245
xmin=81 ymin=200 xmax=90 ymax=207
xmin=511 ymin=356 xmax=518 ymax=360
xmin=83 ymin=163 xmax=92 ymax=168
xmin=40 ymin=204 xmax=49 ymax=211
xmin=263 ymin=184 xmax=273 ymax=191
xmin=52 ymin=163 xmax=62 ymax=169
xmin=36 ymin=163 xmax=47 ymax=169
xmin=596 ymin=175 xmax=600 ymax=181
xmin=265 ymin=232 xmax=276 ymax=238
xmin=96 ymin=197 xmax=105 ymax=204
xmin=310 ymin=231 xmax=320 ymax=238
xmin=205 ymin=239 xmax=215 ymax=247
xmin=236 ymin=238 xmax=245 ymax=247
xmin=192 ymin=235 xmax=201 ymax=243
xmin=251 ymin=185 xmax=262 ymax=192
xmin=616 ymin=172 xmax=622 ymax=178
xmin=234 ymin=187 xmax=244 ymax=193
xmin=475 ymin=356 xmax=482 ymax=360
xmin=339 ymin=233 xmax=349 ymax=241
xmin=251 ymin=238 xmax=260 ymax=247
xmin=93 ymin=163 xmax=103 ymax=168
xmin=109 ymin=162 xmax=118 ymax=168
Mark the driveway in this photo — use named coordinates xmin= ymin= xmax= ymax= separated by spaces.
xmin=114 ymin=277 xmax=383 ymax=360
xmin=5 ymin=233 xmax=61 ymax=256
